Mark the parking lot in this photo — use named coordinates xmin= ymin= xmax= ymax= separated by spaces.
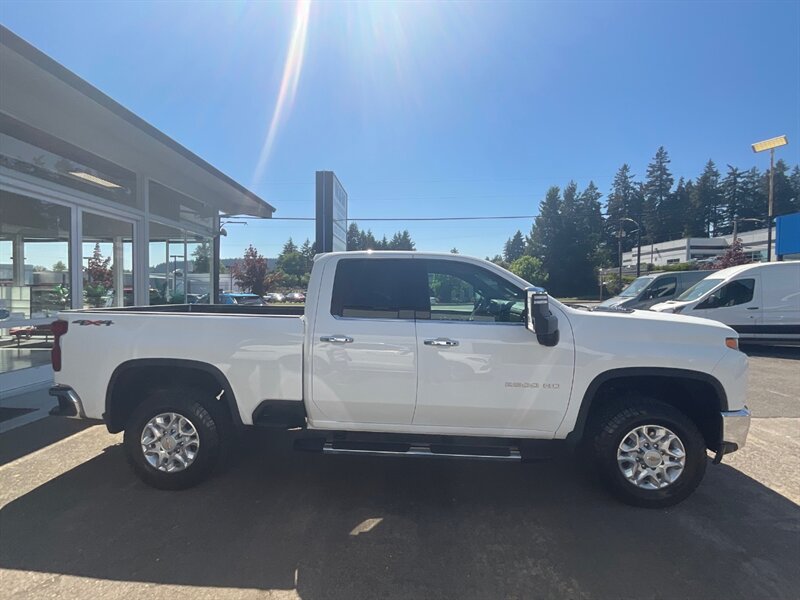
xmin=1 ymin=347 xmax=798 ymax=600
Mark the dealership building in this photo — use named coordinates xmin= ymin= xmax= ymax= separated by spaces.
xmin=619 ymin=226 xmax=792 ymax=271
xmin=0 ymin=26 xmax=275 ymax=393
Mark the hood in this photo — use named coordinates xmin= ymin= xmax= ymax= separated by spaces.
xmin=568 ymin=303 xmax=736 ymax=345
xmin=650 ymin=299 xmax=692 ymax=313
xmin=598 ymin=296 xmax=635 ymax=308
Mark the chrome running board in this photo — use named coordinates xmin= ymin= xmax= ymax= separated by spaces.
xmin=321 ymin=442 xmax=521 ymax=462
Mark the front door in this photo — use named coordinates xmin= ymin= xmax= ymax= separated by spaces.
xmin=691 ymin=275 xmax=761 ymax=331
xmin=413 ymin=259 xmax=573 ymax=435
xmin=310 ymin=257 xmax=421 ymax=426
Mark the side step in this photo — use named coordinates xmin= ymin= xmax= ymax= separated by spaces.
xmin=294 ymin=438 xmax=521 ymax=462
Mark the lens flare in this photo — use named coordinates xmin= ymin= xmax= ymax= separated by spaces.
xmin=252 ymin=0 xmax=311 ymax=186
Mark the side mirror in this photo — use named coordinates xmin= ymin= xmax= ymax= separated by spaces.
xmin=526 ymin=287 xmax=559 ymax=347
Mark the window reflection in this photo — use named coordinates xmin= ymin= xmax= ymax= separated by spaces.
xmin=0 ymin=192 xmax=71 ymax=373
xmin=81 ymin=212 xmax=134 ymax=308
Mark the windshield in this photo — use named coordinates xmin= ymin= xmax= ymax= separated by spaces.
xmin=619 ymin=276 xmax=655 ymax=298
xmin=677 ymin=278 xmax=723 ymax=302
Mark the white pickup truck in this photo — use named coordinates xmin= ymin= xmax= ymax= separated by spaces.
xmin=49 ymin=251 xmax=750 ymax=507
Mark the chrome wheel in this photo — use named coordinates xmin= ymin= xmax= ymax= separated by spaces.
xmin=617 ymin=424 xmax=686 ymax=490
xmin=141 ymin=412 xmax=200 ymax=473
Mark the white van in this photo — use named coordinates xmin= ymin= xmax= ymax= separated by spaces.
xmin=651 ymin=262 xmax=800 ymax=344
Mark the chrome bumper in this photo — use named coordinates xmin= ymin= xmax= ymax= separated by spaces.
xmin=720 ymin=407 xmax=751 ymax=454
xmin=49 ymin=385 xmax=86 ymax=419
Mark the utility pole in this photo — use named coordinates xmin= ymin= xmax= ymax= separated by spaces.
xmin=751 ymin=135 xmax=788 ymax=262
xmin=767 ymin=148 xmax=774 ymax=261
xmin=617 ymin=224 xmax=623 ymax=287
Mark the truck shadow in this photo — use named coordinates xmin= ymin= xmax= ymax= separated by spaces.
xmin=1 ymin=430 xmax=799 ymax=599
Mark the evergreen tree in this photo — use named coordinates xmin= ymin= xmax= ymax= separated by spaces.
xmin=691 ymin=160 xmax=722 ymax=236
xmin=667 ymin=177 xmax=691 ymax=239
xmin=529 ymin=186 xmax=565 ymax=294
xmin=790 ymin=166 xmax=800 ymax=208
xmin=346 ymin=223 xmax=361 ymax=250
xmin=358 ymin=228 xmax=378 ymax=250
xmin=282 ymin=237 xmax=298 ymax=255
xmin=719 ymin=166 xmax=745 ymax=235
xmin=642 ymin=147 xmax=674 ymax=243
xmin=388 ymin=230 xmax=415 ymax=250
xmin=737 ymin=167 xmax=765 ymax=231
xmin=605 ymin=164 xmax=641 ymax=250
xmin=765 ymin=159 xmax=796 ymax=217
xmin=503 ymin=230 xmax=526 ymax=262
xmin=300 ymin=238 xmax=316 ymax=271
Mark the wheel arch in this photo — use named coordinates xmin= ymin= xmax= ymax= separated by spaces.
xmin=105 ymin=358 xmax=242 ymax=433
xmin=568 ymin=367 xmax=728 ymax=451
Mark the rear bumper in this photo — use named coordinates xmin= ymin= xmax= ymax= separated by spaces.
xmin=49 ymin=385 xmax=86 ymax=419
xmin=719 ymin=407 xmax=751 ymax=455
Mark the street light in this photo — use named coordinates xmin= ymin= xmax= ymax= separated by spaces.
xmin=751 ymin=135 xmax=788 ymax=261
xmin=617 ymin=217 xmax=641 ymax=285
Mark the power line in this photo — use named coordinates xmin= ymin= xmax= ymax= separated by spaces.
xmin=262 ymin=215 xmax=537 ymax=222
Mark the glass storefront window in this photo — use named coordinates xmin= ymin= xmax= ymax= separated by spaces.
xmin=1 ymin=191 xmax=71 ymax=374
xmin=149 ymin=222 xmax=184 ymax=305
xmin=82 ymin=212 xmax=134 ymax=308
xmin=185 ymin=234 xmax=213 ymax=303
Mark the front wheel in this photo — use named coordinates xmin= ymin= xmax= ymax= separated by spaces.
xmin=591 ymin=397 xmax=707 ymax=508
xmin=123 ymin=387 xmax=227 ymax=490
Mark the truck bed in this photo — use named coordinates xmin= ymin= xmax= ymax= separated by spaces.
xmin=56 ymin=305 xmax=306 ymax=425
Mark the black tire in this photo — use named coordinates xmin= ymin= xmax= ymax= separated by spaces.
xmin=590 ymin=396 xmax=707 ymax=508
xmin=123 ymin=386 xmax=229 ymax=490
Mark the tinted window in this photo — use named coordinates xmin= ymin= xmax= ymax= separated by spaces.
xmin=643 ymin=276 xmax=677 ymax=300
xmin=331 ymin=259 xmax=424 ymax=319
xmin=422 ymin=260 xmax=525 ymax=323
xmin=696 ymin=278 xmax=755 ymax=309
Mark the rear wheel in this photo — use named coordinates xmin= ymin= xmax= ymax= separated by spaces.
xmin=590 ymin=397 xmax=707 ymax=508
xmin=123 ymin=386 xmax=228 ymax=490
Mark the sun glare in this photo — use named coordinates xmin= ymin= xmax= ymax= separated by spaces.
xmin=252 ymin=0 xmax=311 ymax=187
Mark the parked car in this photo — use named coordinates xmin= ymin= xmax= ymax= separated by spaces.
xmin=49 ymin=251 xmax=749 ymax=507
xmin=600 ymin=271 xmax=709 ymax=310
xmin=651 ymin=261 xmax=800 ymax=344
xmin=219 ymin=292 xmax=267 ymax=306
xmin=265 ymin=292 xmax=286 ymax=303
xmin=286 ymin=291 xmax=306 ymax=303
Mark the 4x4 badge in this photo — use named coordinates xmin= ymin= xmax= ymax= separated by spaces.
xmin=72 ymin=319 xmax=114 ymax=326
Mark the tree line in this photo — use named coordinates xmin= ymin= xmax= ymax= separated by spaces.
xmin=497 ymin=147 xmax=799 ymax=296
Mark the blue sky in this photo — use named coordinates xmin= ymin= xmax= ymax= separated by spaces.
xmin=3 ymin=1 xmax=799 ymax=260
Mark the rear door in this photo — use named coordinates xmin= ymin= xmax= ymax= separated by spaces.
xmin=310 ymin=257 xmax=423 ymax=426
xmin=413 ymin=258 xmax=573 ymax=434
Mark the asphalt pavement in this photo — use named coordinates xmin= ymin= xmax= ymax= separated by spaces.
xmin=1 ymin=347 xmax=798 ymax=599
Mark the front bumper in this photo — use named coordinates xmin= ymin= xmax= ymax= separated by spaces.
xmin=719 ymin=407 xmax=751 ymax=456
xmin=49 ymin=385 xmax=86 ymax=419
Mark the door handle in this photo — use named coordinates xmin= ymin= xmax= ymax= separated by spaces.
xmin=320 ymin=335 xmax=353 ymax=344
xmin=424 ymin=337 xmax=459 ymax=347
xmin=746 ymin=307 xmax=760 ymax=310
